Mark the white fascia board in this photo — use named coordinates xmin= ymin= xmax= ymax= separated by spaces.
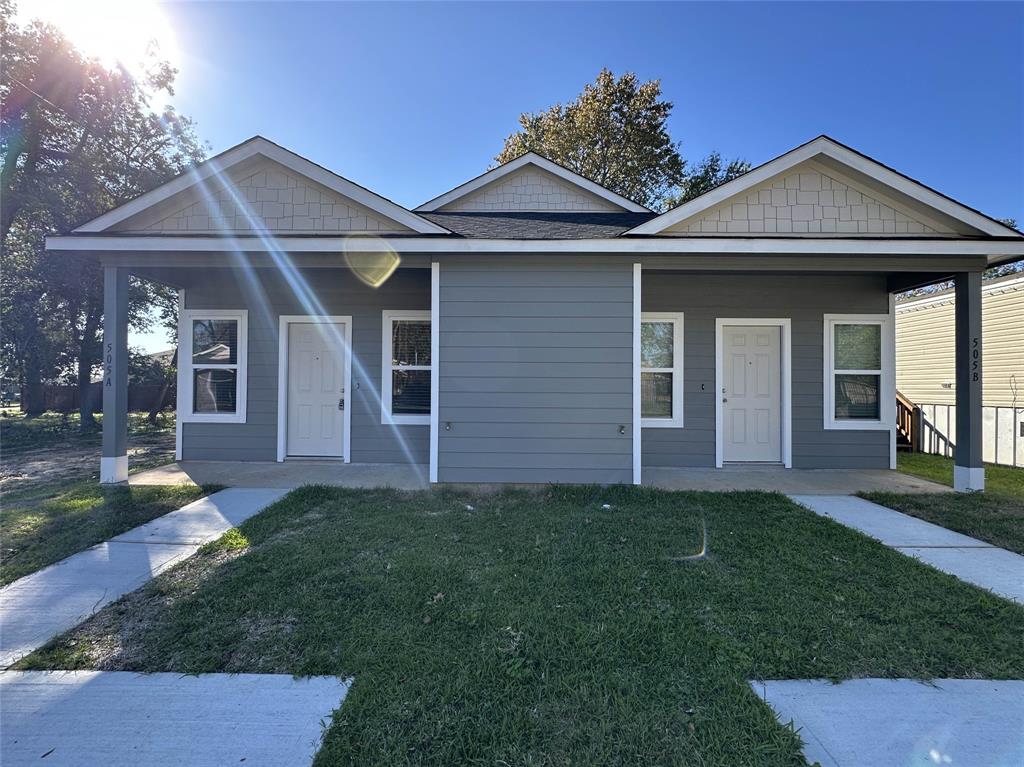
xmin=628 ymin=137 xmax=1023 ymax=238
xmin=75 ymin=137 xmax=449 ymax=235
xmin=46 ymin=234 xmax=1024 ymax=261
xmin=897 ymin=273 xmax=1024 ymax=313
xmin=414 ymin=152 xmax=650 ymax=213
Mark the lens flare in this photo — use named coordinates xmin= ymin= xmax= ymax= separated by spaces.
xmin=341 ymin=238 xmax=401 ymax=289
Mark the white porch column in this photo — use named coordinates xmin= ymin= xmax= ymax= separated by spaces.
xmin=429 ymin=261 xmax=440 ymax=483
xmin=101 ymin=266 xmax=129 ymax=483
xmin=954 ymin=271 xmax=984 ymax=492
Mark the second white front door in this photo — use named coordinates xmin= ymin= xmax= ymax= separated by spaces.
xmin=287 ymin=321 xmax=346 ymax=457
xmin=722 ymin=324 xmax=782 ymax=463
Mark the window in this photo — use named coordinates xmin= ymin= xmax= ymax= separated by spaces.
xmin=179 ymin=310 xmax=248 ymax=423
xmin=382 ymin=310 xmax=432 ymax=425
xmin=824 ymin=314 xmax=892 ymax=430
xmin=641 ymin=313 xmax=684 ymax=428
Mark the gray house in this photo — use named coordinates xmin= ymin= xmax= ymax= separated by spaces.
xmin=48 ymin=136 xmax=1024 ymax=491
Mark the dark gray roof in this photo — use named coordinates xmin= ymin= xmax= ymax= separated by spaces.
xmin=420 ymin=211 xmax=656 ymax=239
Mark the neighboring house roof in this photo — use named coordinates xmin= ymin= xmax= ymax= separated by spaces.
xmin=896 ymin=272 xmax=1024 ymax=310
xmin=414 ymin=151 xmax=651 ymax=214
xmin=627 ymin=135 xmax=1023 ymax=239
xmin=420 ymin=211 xmax=656 ymax=239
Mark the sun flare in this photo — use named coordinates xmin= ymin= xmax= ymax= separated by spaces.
xmin=17 ymin=0 xmax=181 ymax=81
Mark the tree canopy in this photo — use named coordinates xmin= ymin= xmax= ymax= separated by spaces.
xmin=495 ymin=69 xmax=748 ymax=211
xmin=0 ymin=2 xmax=205 ymax=423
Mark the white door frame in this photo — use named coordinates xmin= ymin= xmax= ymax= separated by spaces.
xmin=715 ymin=318 xmax=792 ymax=468
xmin=277 ymin=315 xmax=352 ymax=462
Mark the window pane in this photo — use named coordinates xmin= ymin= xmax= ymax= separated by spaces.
xmin=193 ymin=319 xmax=238 ymax=365
xmin=641 ymin=322 xmax=673 ymax=368
xmin=641 ymin=372 xmax=673 ymax=418
xmin=392 ymin=369 xmax=431 ymax=415
xmin=392 ymin=320 xmax=431 ymax=366
xmin=834 ymin=324 xmax=880 ymax=370
xmin=193 ymin=368 xmax=237 ymax=413
xmin=835 ymin=373 xmax=879 ymax=420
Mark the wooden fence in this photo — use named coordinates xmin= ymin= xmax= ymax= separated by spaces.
xmin=21 ymin=383 xmax=175 ymax=414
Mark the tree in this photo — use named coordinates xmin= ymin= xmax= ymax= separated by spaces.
xmin=496 ymin=69 xmax=749 ymax=211
xmin=496 ymin=69 xmax=685 ymax=210
xmin=1 ymin=4 xmax=205 ymax=427
xmin=662 ymin=151 xmax=751 ymax=208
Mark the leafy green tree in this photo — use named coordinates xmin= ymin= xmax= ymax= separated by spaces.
xmin=496 ymin=69 xmax=749 ymax=211
xmin=1 ymin=3 xmax=205 ymax=425
xmin=496 ymin=69 xmax=685 ymax=210
xmin=662 ymin=151 xmax=751 ymax=208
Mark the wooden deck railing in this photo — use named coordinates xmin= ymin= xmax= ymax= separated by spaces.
xmin=896 ymin=390 xmax=922 ymax=452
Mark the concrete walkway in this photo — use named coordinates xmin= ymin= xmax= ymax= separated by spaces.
xmin=753 ymin=678 xmax=1024 ymax=767
xmin=132 ymin=459 xmax=430 ymax=489
xmin=0 ymin=488 xmax=287 ymax=667
xmin=0 ymin=670 xmax=348 ymax=766
xmin=791 ymin=495 xmax=1024 ymax=603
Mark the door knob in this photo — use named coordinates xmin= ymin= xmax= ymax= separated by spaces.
xmin=338 ymin=398 xmax=345 ymax=411
xmin=722 ymin=398 xmax=728 ymax=403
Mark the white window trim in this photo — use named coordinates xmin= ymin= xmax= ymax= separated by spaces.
xmin=823 ymin=313 xmax=894 ymax=431
xmin=381 ymin=309 xmax=432 ymax=426
xmin=178 ymin=309 xmax=248 ymax=424
xmin=640 ymin=312 xmax=684 ymax=428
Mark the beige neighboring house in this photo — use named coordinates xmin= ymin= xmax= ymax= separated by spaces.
xmin=896 ymin=273 xmax=1024 ymax=466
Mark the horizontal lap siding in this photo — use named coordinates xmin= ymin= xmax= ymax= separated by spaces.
xmin=642 ymin=273 xmax=890 ymax=469
xmin=438 ymin=256 xmax=633 ymax=483
xmin=181 ymin=267 xmax=429 ymax=463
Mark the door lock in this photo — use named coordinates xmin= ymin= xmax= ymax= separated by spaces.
xmin=338 ymin=397 xmax=345 ymax=411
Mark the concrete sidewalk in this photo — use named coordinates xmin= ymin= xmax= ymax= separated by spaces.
xmin=791 ymin=494 xmax=1024 ymax=603
xmin=0 ymin=488 xmax=287 ymax=667
xmin=1 ymin=670 xmax=349 ymax=766
xmin=753 ymin=678 xmax=1024 ymax=767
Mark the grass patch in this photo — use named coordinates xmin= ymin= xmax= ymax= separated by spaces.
xmin=0 ymin=411 xmax=174 ymax=457
xmin=19 ymin=486 xmax=1024 ymax=766
xmin=860 ymin=491 xmax=1024 ymax=554
xmin=869 ymin=453 xmax=1024 ymax=553
xmin=1 ymin=479 xmax=216 ymax=586
xmin=896 ymin=452 xmax=1024 ymax=499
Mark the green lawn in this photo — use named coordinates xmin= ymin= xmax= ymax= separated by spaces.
xmin=0 ymin=411 xmax=173 ymax=456
xmin=1 ymin=479 xmax=214 ymax=586
xmin=894 ymin=452 xmax=1024 ymax=499
xmin=862 ymin=453 xmax=1024 ymax=554
xmin=19 ymin=486 xmax=1024 ymax=766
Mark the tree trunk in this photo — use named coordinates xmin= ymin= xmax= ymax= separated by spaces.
xmin=77 ymin=308 xmax=101 ymax=431
xmin=147 ymin=382 xmax=171 ymax=425
xmin=22 ymin=352 xmax=45 ymax=416
xmin=147 ymin=348 xmax=177 ymax=425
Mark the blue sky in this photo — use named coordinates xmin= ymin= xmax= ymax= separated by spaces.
xmin=133 ymin=1 xmax=1023 ymax=350
xmin=166 ymin=1 xmax=1023 ymax=219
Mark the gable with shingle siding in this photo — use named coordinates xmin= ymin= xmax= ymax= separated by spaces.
xmin=117 ymin=159 xmax=413 ymax=234
xmin=665 ymin=163 xmax=954 ymax=235
xmin=436 ymin=166 xmax=621 ymax=213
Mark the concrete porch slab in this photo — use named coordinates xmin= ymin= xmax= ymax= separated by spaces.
xmin=643 ymin=467 xmax=950 ymax=494
xmin=131 ymin=460 xmax=430 ymax=490
xmin=0 ymin=488 xmax=287 ymax=667
xmin=752 ymin=678 xmax=1024 ymax=767
xmin=0 ymin=670 xmax=349 ymax=766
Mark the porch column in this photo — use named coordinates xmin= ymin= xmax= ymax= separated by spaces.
xmin=954 ymin=271 xmax=984 ymax=492
xmin=101 ymin=266 xmax=129 ymax=483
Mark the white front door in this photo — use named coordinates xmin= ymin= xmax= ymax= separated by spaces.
xmin=722 ymin=325 xmax=782 ymax=463
xmin=286 ymin=322 xmax=346 ymax=457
